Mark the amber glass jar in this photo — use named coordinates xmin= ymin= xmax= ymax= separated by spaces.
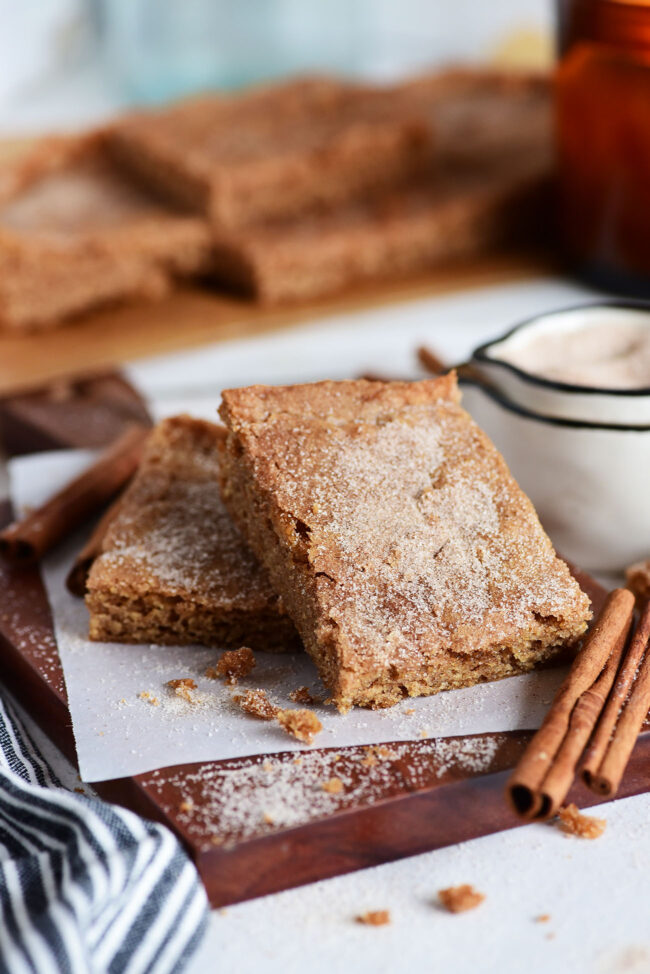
xmin=557 ymin=0 xmax=650 ymax=292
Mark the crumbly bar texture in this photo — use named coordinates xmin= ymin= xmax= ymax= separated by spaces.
xmin=556 ymin=804 xmax=606 ymax=839
xmin=438 ymin=885 xmax=485 ymax=913
xmin=86 ymin=415 xmax=298 ymax=652
xmin=108 ymin=76 xmax=433 ymax=228
xmin=218 ymin=375 xmax=591 ymax=711
xmin=0 ymin=133 xmax=211 ymax=330
xmin=209 ymin=161 xmax=550 ymax=304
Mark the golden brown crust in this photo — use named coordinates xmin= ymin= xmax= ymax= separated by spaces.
xmin=86 ymin=415 xmax=299 ymax=652
xmin=218 ymin=375 xmax=591 ymax=710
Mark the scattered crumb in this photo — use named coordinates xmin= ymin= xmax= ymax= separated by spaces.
xmin=207 ymin=647 xmax=256 ymax=685
xmin=404 ymin=708 xmax=415 ymax=715
xmin=535 ymin=914 xmax=550 ymax=923
xmin=332 ymin=753 xmax=342 ymax=762
xmin=557 ymin=804 xmax=606 ymax=839
xmin=210 ymin=835 xmax=224 ymax=846
xmin=293 ymin=757 xmax=303 ymax=766
xmin=167 ymin=678 xmax=198 ymax=702
xmin=262 ymin=761 xmax=273 ymax=773
xmin=356 ymin=910 xmax=391 ymax=927
xmin=179 ymin=799 xmax=194 ymax=813
xmin=289 ymin=686 xmax=320 ymax=705
xmin=233 ymin=689 xmax=280 ymax=721
xmin=322 ymin=777 xmax=344 ymax=794
xmin=73 ymin=787 xmax=85 ymax=794
xmin=625 ymin=559 xmax=650 ymax=607
xmin=277 ymin=708 xmax=322 ymax=745
xmin=419 ymin=730 xmax=429 ymax=738
xmin=263 ymin=811 xmax=274 ymax=825
xmin=438 ymin=885 xmax=485 ymax=913
xmin=219 ymin=908 xmax=228 ymax=916
xmin=138 ymin=691 xmax=159 ymax=707
xmin=361 ymin=752 xmax=378 ymax=768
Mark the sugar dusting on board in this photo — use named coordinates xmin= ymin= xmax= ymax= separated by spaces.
xmin=141 ymin=735 xmax=503 ymax=846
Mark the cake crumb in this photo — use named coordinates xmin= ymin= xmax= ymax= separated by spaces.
xmin=322 ymin=777 xmax=344 ymax=794
xmin=138 ymin=691 xmax=159 ymax=706
xmin=557 ymin=804 xmax=606 ymax=839
xmin=438 ymin=885 xmax=485 ymax=913
xmin=167 ymin=678 xmax=198 ymax=702
xmin=404 ymin=708 xmax=415 ymax=715
xmin=625 ymin=559 xmax=650 ymax=607
xmin=293 ymin=757 xmax=303 ymax=766
xmin=289 ymin=686 xmax=320 ymax=705
xmin=356 ymin=910 xmax=391 ymax=927
xmin=277 ymin=708 xmax=322 ymax=745
xmin=361 ymin=752 xmax=378 ymax=768
xmin=535 ymin=914 xmax=550 ymax=923
xmin=262 ymin=761 xmax=274 ymax=772
xmin=263 ymin=811 xmax=274 ymax=825
xmin=210 ymin=835 xmax=224 ymax=846
xmin=179 ymin=799 xmax=194 ymax=813
xmin=233 ymin=689 xmax=279 ymax=721
xmin=208 ymin=647 xmax=256 ymax=685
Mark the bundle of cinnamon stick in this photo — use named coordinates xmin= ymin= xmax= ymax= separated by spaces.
xmin=507 ymin=588 xmax=650 ymax=818
xmin=0 ymin=424 xmax=148 ymax=571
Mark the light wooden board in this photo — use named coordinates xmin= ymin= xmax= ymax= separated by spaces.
xmin=0 ymin=252 xmax=558 ymax=396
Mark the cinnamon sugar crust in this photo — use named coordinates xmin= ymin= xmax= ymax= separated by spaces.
xmin=86 ymin=415 xmax=298 ymax=651
xmin=218 ymin=375 xmax=591 ymax=711
xmin=0 ymin=133 xmax=211 ymax=331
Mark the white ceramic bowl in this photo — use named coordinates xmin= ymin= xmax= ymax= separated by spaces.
xmin=471 ymin=302 xmax=650 ymax=425
xmin=460 ymin=376 xmax=650 ymax=573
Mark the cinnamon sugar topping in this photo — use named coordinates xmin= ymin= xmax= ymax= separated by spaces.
xmin=166 ymin=678 xmax=198 ymax=703
xmin=232 ymin=689 xmax=279 ymax=721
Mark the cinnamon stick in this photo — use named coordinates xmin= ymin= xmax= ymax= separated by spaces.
xmin=65 ymin=495 xmax=124 ymax=596
xmin=506 ymin=588 xmax=635 ymax=820
xmin=0 ymin=423 xmax=148 ymax=564
xmin=582 ymin=600 xmax=650 ymax=797
xmin=417 ymin=345 xmax=447 ymax=375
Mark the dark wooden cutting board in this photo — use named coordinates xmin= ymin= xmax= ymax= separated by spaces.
xmin=0 ymin=379 xmax=648 ymax=909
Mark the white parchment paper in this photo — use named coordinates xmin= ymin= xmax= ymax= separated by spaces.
xmin=10 ymin=447 xmax=571 ymax=783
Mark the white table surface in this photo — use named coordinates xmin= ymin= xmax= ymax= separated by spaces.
xmin=3 ymin=276 xmax=650 ymax=974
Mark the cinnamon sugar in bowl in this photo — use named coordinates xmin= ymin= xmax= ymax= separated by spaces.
xmin=462 ymin=303 xmax=650 ymax=572
xmin=471 ymin=302 xmax=650 ymax=425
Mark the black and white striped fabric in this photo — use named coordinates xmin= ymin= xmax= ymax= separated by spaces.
xmin=0 ymin=693 xmax=208 ymax=974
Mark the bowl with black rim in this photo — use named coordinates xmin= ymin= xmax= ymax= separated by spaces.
xmin=471 ymin=301 xmax=650 ymax=426
xmin=459 ymin=372 xmax=650 ymax=574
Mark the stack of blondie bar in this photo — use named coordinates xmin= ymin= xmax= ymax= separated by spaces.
xmin=0 ymin=68 xmax=551 ymax=329
xmin=85 ymin=374 xmax=591 ymax=712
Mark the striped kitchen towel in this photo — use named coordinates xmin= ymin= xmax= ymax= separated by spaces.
xmin=0 ymin=692 xmax=208 ymax=974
